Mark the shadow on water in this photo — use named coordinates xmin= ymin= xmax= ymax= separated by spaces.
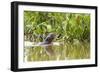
xmin=24 ymin=41 xmax=90 ymax=62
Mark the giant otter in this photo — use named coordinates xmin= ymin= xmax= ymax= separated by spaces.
xmin=44 ymin=33 xmax=55 ymax=44
xmin=39 ymin=33 xmax=55 ymax=45
xmin=39 ymin=33 xmax=56 ymax=56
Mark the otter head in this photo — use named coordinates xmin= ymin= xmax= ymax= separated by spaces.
xmin=44 ymin=33 xmax=56 ymax=44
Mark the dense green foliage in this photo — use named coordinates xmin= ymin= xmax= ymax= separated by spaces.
xmin=24 ymin=11 xmax=90 ymax=61
xmin=24 ymin=11 xmax=90 ymax=42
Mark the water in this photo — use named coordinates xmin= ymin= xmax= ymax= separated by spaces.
xmin=24 ymin=41 xmax=90 ymax=62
